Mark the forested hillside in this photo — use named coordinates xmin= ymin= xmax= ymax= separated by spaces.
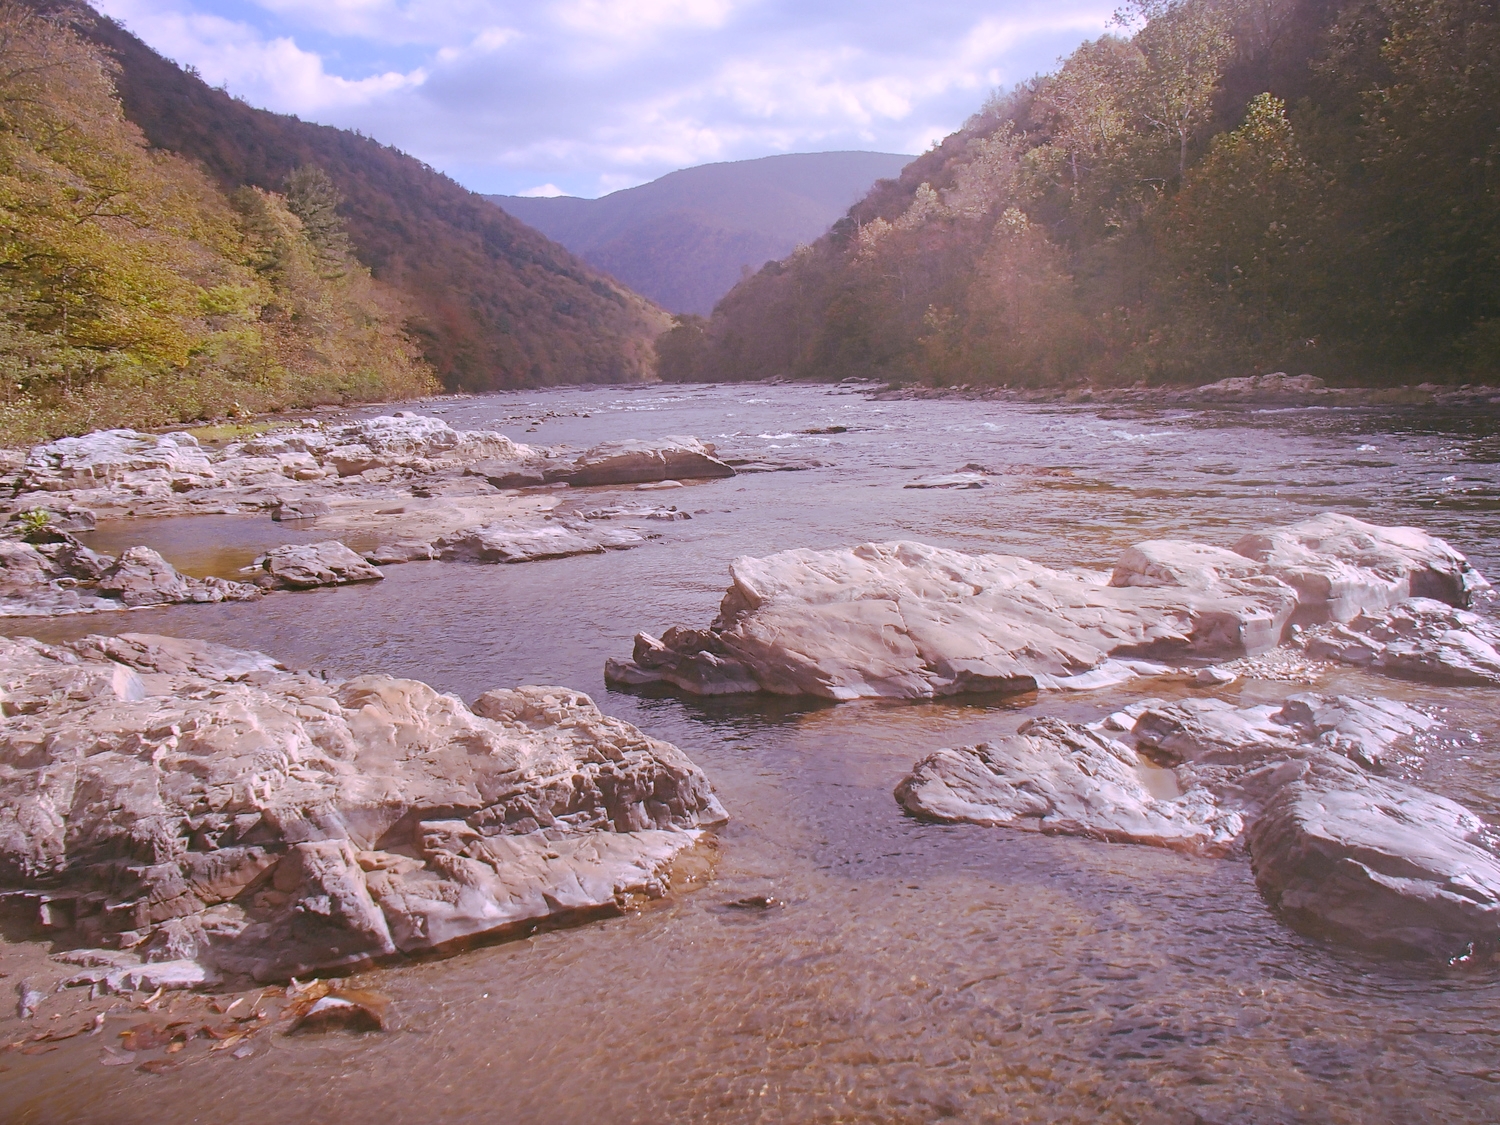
xmin=661 ymin=0 xmax=1500 ymax=387
xmin=491 ymin=152 xmax=910 ymax=315
xmin=0 ymin=1 xmax=437 ymax=441
xmin=1 ymin=0 xmax=669 ymax=442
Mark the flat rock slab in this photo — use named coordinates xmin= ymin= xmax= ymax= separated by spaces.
xmin=608 ymin=515 xmax=1488 ymax=701
xmin=895 ymin=717 xmax=1241 ymax=855
xmin=7 ymin=415 xmax=735 ymax=523
xmin=0 ymin=633 xmax=727 ymax=982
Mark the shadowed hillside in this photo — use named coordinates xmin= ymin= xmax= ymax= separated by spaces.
xmin=40 ymin=0 xmax=670 ymax=392
xmin=491 ymin=152 xmax=911 ymax=314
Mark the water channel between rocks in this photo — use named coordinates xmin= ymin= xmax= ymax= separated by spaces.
xmin=6 ymin=383 xmax=1500 ymax=1123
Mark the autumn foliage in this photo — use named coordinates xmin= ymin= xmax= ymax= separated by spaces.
xmin=664 ymin=0 xmax=1500 ymax=387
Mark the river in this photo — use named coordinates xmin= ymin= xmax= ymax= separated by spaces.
xmin=5 ymin=382 xmax=1500 ymax=1123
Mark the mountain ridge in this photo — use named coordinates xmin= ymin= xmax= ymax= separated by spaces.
xmin=490 ymin=151 xmax=911 ymax=315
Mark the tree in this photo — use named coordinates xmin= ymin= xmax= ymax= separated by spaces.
xmin=284 ymin=165 xmax=352 ymax=277
xmin=1125 ymin=0 xmax=1237 ymax=177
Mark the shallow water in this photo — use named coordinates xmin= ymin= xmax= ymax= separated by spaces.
xmin=6 ymin=384 xmax=1500 ymax=1123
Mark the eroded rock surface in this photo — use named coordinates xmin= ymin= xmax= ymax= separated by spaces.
xmin=563 ymin=437 xmax=733 ymax=487
xmin=1305 ymin=598 xmax=1500 ymax=685
xmin=1249 ymin=758 xmax=1500 ymax=957
xmin=1234 ymin=512 xmax=1489 ymax=622
xmin=897 ymin=692 xmax=1500 ymax=957
xmin=250 ymin=542 xmax=385 ymax=589
xmin=894 ymin=717 xmax=1241 ymax=854
xmin=0 ymin=633 xmax=726 ymax=981
xmin=608 ymin=515 xmax=1490 ymax=701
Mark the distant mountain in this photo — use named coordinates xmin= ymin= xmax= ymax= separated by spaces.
xmin=52 ymin=0 xmax=669 ymax=391
xmin=489 ymin=152 xmax=912 ymax=315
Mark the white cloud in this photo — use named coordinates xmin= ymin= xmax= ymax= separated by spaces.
xmin=553 ymin=0 xmax=740 ymax=37
xmin=517 ymin=182 xmax=567 ymax=196
xmin=91 ymin=0 xmax=1115 ymax=195
xmin=94 ymin=0 xmax=426 ymax=112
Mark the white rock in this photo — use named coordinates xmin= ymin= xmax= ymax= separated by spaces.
xmin=610 ymin=540 xmax=1298 ymax=700
xmin=0 ymin=634 xmax=727 ymax=981
xmin=1233 ymin=512 xmax=1490 ymax=621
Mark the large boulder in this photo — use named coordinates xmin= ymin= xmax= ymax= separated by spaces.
xmin=98 ymin=546 xmax=259 ymax=606
xmin=608 ymin=515 xmax=1490 ymax=701
xmin=253 ymin=541 xmax=384 ymax=589
xmin=1234 ymin=512 xmax=1489 ymax=621
xmin=1249 ymin=757 xmax=1500 ymax=958
xmin=1 ymin=535 xmax=258 ymax=616
xmin=20 ymin=430 xmax=214 ymax=494
xmin=608 ymin=540 xmax=1299 ymax=700
xmin=0 ymin=633 xmax=727 ymax=981
xmin=564 ymin=437 xmax=734 ymax=486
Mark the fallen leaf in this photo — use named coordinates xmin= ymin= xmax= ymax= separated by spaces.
xmin=32 ymin=1022 xmax=93 ymax=1043
xmin=231 ymin=1043 xmax=253 ymax=1060
xmin=98 ymin=1047 xmax=135 ymax=1067
xmin=136 ymin=1058 xmax=178 ymax=1075
xmin=208 ymin=1033 xmax=244 ymax=1053
xmin=119 ymin=1022 xmax=171 ymax=1052
xmin=286 ymin=990 xmax=390 ymax=1034
xmin=18 ymin=1044 xmax=58 ymax=1056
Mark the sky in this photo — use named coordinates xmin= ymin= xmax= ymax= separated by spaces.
xmin=91 ymin=0 xmax=1113 ymax=198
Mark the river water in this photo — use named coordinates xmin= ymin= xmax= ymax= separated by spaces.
xmin=6 ymin=383 xmax=1500 ymax=1123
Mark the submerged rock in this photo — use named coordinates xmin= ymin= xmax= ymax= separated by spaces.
xmin=608 ymin=515 xmax=1489 ymax=701
xmin=1249 ymin=758 xmax=1500 ymax=958
xmin=895 ymin=717 xmax=1241 ymax=855
xmin=0 ymin=633 xmax=727 ymax=981
xmin=896 ymin=692 xmax=1497 ymax=958
xmin=904 ymin=472 xmax=988 ymax=489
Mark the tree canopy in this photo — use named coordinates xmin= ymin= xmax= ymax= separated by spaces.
xmin=664 ymin=0 xmax=1500 ymax=387
xmin=0 ymin=0 xmax=434 ymax=440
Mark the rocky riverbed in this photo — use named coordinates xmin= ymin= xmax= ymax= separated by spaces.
xmin=5 ymin=383 xmax=1500 ymax=1124
xmin=895 ymin=693 xmax=1500 ymax=958
xmin=1 ymin=414 xmax=736 ymax=616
